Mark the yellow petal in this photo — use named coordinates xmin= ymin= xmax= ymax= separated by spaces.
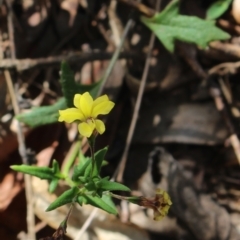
xmin=95 ymin=119 xmax=105 ymax=134
xmin=58 ymin=108 xmax=84 ymax=123
xmin=80 ymin=92 xmax=93 ymax=117
xmin=93 ymin=95 xmax=108 ymax=108
xmin=92 ymin=101 xmax=115 ymax=118
xmin=74 ymin=94 xmax=82 ymax=108
xmin=78 ymin=122 xmax=94 ymax=137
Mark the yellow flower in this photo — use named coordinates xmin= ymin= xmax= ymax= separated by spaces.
xmin=58 ymin=92 xmax=115 ymax=137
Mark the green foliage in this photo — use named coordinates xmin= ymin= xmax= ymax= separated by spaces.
xmin=141 ymin=0 xmax=230 ymax=52
xmin=46 ymin=187 xmax=79 ymax=211
xmin=84 ymin=147 xmax=108 ymax=178
xmin=206 ymin=0 xmax=232 ymax=20
xmin=16 ymin=98 xmax=67 ymax=128
xmin=60 ymin=61 xmax=102 ymax=107
xmin=96 ymin=179 xmax=130 ymax=192
xmin=79 ymin=194 xmax=118 ymax=215
xmin=71 ymin=157 xmax=91 ymax=182
xmin=16 ymin=61 xmax=102 ymax=127
xmin=49 ymin=179 xmax=59 ymax=193
xmin=11 ymin=160 xmax=63 ymax=181
xmin=11 ymin=59 xmax=134 ymax=220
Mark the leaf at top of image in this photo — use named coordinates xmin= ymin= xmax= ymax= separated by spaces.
xmin=141 ymin=0 xmax=230 ymax=52
xmin=206 ymin=0 xmax=232 ymax=20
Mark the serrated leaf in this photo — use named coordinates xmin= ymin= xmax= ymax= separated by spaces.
xmin=60 ymin=61 xmax=102 ymax=107
xmin=11 ymin=165 xmax=54 ymax=180
xmin=97 ymin=179 xmax=130 ymax=192
xmin=80 ymin=194 xmax=117 ymax=214
xmin=49 ymin=178 xmax=59 ymax=193
xmin=16 ymin=98 xmax=67 ymax=128
xmin=206 ymin=0 xmax=232 ymax=20
xmin=46 ymin=186 xmax=79 ymax=211
xmin=141 ymin=0 xmax=230 ymax=52
xmin=84 ymin=148 xmax=108 ymax=178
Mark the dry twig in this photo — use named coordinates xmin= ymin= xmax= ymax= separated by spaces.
xmin=115 ymin=0 xmax=162 ymax=182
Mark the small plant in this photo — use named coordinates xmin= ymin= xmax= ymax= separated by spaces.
xmin=11 ymin=91 xmax=172 ymax=238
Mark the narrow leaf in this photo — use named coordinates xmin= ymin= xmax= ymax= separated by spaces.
xmin=52 ymin=160 xmax=60 ymax=174
xmin=206 ymin=0 xmax=232 ymax=20
xmin=46 ymin=187 xmax=79 ymax=211
xmin=80 ymin=194 xmax=117 ymax=215
xmin=97 ymin=179 xmax=130 ymax=192
xmin=49 ymin=178 xmax=59 ymax=193
xmin=84 ymin=148 xmax=108 ymax=178
xmin=16 ymin=98 xmax=67 ymax=127
xmin=11 ymin=165 xmax=54 ymax=180
xmin=141 ymin=0 xmax=230 ymax=52
xmin=72 ymin=158 xmax=91 ymax=181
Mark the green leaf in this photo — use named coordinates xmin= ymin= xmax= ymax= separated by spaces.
xmin=84 ymin=181 xmax=97 ymax=191
xmin=79 ymin=194 xmax=117 ymax=214
xmin=46 ymin=186 xmax=79 ymax=211
xmin=17 ymin=62 xmax=103 ymax=128
xmin=60 ymin=61 xmax=102 ymax=107
xmin=84 ymin=148 xmax=108 ymax=178
xmin=49 ymin=178 xmax=59 ymax=193
xmin=72 ymin=157 xmax=91 ymax=181
xmin=11 ymin=165 xmax=54 ymax=180
xmin=16 ymin=98 xmax=67 ymax=128
xmin=141 ymin=0 xmax=230 ymax=52
xmin=52 ymin=160 xmax=60 ymax=174
xmin=206 ymin=0 xmax=232 ymax=20
xmin=97 ymin=179 xmax=130 ymax=192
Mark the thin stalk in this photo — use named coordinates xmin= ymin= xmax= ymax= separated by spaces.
xmin=88 ymin=136 xmax=96 ymax=178
xmin=62 ymin=140 xmax=81 ymax=176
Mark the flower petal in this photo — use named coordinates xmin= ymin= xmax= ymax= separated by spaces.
xmin=74 ymin=94 xmax=82 ymax=109
xmin=78 ymin=122 xmax=93 ymax=137
xmin=95 ymin=119 xmax=105 ymax=134
xmin=80 ymin=92 xmax=93 ymax=117
xmin=93 ymin=95 xmax=108 ymax=108
xmin=58 ymin=108 xmax=84 ymax=123
xmin=92 ymin=101 xmax=115 ymax=118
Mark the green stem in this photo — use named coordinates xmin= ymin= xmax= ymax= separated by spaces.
xmin=109 ymin=192 xmax=141 ymax=204
xmin=62 ymin=140 xmax=81 ymax=177
xmin=88 ymin=135 xmax=96 ymax=178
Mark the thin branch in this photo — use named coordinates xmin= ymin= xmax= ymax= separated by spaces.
xmin=97 ymin=20 xmax=133 ymax=95
xmin=118 ymin=0 xmax=155 ymax=17
xmin=0 ymin=51 xmax=138 ymax=71
xmin=74 ymin=208 xmax=98 ymax=240
xmin=5 ymin=70 xmax=36 ymax=240
xmin=115 ymin=0 xmax=162 ymax=182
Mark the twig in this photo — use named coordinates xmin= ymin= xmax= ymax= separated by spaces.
xmin=115 ymin=0 xmax=162 ymax=182
xmin=97 ymin=19 xmax=133 ymax=96
xmin=4 ymin=70 xmax=36 ymax=240
xmin=5 ymin=0 xmax=16 ymax=59
xmin=5 ymin=2 xmax=36 ymax=238
xmin=209 ymin=41 xmax=240 ymax=59
xmin=209 ymin=79 xmax=240 ymax=165
xmin=0 ymin=51 xmax=138 ymax=71
xmin=74 ymin=208 xmax=98 ymax=240
xmin=118 ymin=0 xmax=155 ymax=17
xmin=208 ymin=61 xmax=240 ymax=76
